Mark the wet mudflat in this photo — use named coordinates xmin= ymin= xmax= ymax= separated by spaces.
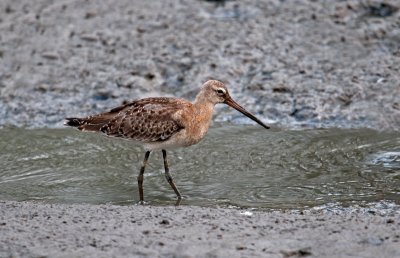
xmin=0 ymin=200 xmax=399 ymax=258
xmin=1 ymin=125 xmax=398 ymax=210
xmin=1 ymin=0 xmax=399 ymax=130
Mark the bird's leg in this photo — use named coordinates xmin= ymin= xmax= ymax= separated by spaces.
xmin=162 ymin=149 xmax=182 ymax=199
xmin=137 ymin=151 xmax=151 ymax=203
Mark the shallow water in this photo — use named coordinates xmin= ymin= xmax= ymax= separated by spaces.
xmin=0 ymin=125 xmax=399 ymax=209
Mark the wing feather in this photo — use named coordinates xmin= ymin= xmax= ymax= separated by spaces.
xmin=101 ymin=97 xmax=188 ymax=142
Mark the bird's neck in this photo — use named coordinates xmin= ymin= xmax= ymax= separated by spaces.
xmin=185 ymin=100 xmax=214 ymax=144
xmin=193 ymin=99 xmax=215 ymax=118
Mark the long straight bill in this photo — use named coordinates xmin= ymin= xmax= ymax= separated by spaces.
xmin=224 ymin=97 xmax=270 ymax=129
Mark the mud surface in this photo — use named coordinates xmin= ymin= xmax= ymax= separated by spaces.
xmin=0 ymin=0 xmax=399 ymax=129
xmin=0 ymin=201 xmax=399 ymax=258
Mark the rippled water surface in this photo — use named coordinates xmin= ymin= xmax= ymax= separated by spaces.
xmin=0 ymin=125 xmax=399 ymax=209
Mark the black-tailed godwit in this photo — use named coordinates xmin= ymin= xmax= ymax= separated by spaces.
xmin=65 ymin=80 xmax=269 ymax=202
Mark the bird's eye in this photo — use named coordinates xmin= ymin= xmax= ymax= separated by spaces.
xmin=216 ymin=88 xmax=225 ymax=95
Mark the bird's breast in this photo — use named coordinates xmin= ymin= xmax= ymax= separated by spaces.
xmin=144 ymin=102 xmax=215 ymax=151
xmin=181 ymin=104 xmax=214 ymax=145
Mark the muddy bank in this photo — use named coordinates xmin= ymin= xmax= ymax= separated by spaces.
xmin=0 ymin=0 xmax=399 ymax=129
xmin=0 ymin=201 xmax=399 ymax=258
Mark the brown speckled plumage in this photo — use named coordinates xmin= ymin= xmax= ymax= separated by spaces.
xmin=65 ymin=80 xmax=269 ymax=202
xmin=100 ymin=97 xmax=187 ymax=142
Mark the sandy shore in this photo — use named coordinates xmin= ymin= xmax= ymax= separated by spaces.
xmin=0 ymin=201 xmax=399 ymax=258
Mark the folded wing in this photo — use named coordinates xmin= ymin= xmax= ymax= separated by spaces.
xmin=65 ymin=97 xmax=188 ymax=143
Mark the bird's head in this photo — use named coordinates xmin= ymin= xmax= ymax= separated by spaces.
xmin=198 ymin=80 xmax=270 ymax=129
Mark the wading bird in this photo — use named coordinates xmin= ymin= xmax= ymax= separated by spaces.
xmin=65 ymin=80 xmax=269 ymax=202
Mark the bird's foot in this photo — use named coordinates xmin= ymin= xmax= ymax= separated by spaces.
xmin=136 ymin=200 xmax=148 ymax=205
xmin=174 ymin=196 xmax=183 ymax=206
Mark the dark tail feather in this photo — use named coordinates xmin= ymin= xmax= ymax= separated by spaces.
xmin=64 ymin=117 xmax=83 ymax=127
xmin=64 ymin=115 xmax=112 ymax=132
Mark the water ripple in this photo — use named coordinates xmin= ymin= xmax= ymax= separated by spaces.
xmin=0 ymin=126 xmax=399 ymax=209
